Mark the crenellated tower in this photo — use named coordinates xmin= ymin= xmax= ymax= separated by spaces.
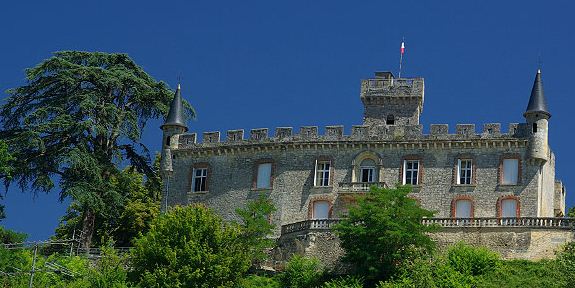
xmin=360 ymin=71 xmax=424 ymax=127
xmin=524 ymin=69 xmax=550 ymax=164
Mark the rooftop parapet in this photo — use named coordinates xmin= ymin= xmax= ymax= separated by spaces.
xmin=177 ymin=123 xmax=529 ymax=148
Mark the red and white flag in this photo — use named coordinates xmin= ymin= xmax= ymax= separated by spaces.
xmin=400 ymin=41 xmax=405 ymax=55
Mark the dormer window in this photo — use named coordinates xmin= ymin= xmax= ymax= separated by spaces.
xmin=386 ymin=115 xmax=395 ymax=125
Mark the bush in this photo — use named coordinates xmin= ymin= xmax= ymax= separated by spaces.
xmin=447 ymin=242 xmax=500 ymax=276
xmin=237 ymin=275 xmax=280 ymax=288
xmin=130 ymin=205 xmax=251 ymax=287
xmin=334 ymin=186 xmax=437 ymax=281
xmin=321 ymin=275 xmax=364 ymax=288
xmin=278 ymin=255 xmax=324 ymax=288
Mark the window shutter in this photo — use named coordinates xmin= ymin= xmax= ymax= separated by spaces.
xmin=313 ymin=159 xmax=318 ymax=186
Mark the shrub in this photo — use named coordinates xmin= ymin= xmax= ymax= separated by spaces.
xmin=321 ymin=275 xmax=364 ymax=288
xmin=447 ymin=242 xmax=500 ymax=276
xmin=278 ymin=255 xmax=324 ymax=288
xmin=237 ymin=275 xmax=280 ymax=288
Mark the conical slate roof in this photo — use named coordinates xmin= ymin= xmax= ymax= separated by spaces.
xmin=161 ymin=84 xmax=188 ymax=131
xmin=524 ymin=69 xmax=551 ymax=118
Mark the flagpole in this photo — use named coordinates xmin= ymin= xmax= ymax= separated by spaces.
xmin=398 ymin=52 xmax=403 ymax=78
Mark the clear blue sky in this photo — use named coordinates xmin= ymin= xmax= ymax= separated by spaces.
xmin=1 ymin=0 xmax=574 ymax=241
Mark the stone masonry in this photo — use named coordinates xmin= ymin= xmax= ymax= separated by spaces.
xmin=159 ymin=69 xmax=568 ymax=263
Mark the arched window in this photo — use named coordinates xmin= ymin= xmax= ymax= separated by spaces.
xmin=359 ymin=159 xmax=376 ymax=183
xmin=312 ymin=201 xmax=330 ymax=219
xmin=386 ymin=114 xmax=395 ymax=125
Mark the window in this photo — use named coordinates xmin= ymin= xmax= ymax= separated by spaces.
xmin=256 ymin=163 xmax=272 ymax=189
xmin=532 ymin=123 xmax=537 ymax=133
xmin=359 ymin=159 xmax=376 ymax=183
xmin=386 ymin=114 xmax=395 ymax=125
xmin=502 ymin=159 xmax=519 ymax=185
xmin=457 ymin=159 xmax=473 ymax=185
xmin=312 ymin=201 xmax=330 ymax=219
xmin=192 ymin=167 xmax=208 ymax=192
xmin=165 ymin=136 xmax=171 ymax=146
xmin=314 ymin=160 xmax=331 ymax=187
xmin=403 ymin=160 xmax=420 ymax=185
xmin=455 ymin=199 xmax=472 ymax=218
xmin=501 ymin=199 xmax=518 ymax=218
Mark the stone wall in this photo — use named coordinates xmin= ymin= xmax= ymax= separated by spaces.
xmin=275 ymin=227 xmax=575 ymax=270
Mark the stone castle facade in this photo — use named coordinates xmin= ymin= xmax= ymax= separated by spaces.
xmin=160 ymin=70 xmax=566 ymax=228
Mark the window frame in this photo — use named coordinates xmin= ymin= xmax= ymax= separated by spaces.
xmin=455 ymin=158 xmax=475 ymax=185
xmin=314 ymin=157 xmax=333 ymax=187
xmin=400 ymin=155 xmax=423 ymax=186
xmin=191 ymin=163 xmax=210 ymax=193
xmin=454 ymin=157 xmax=475 ymax=185
xmin=499 ymin=154 xmax=521 ymax=186
xmin=451 ymin=195 xmax=475 ymax=219
xmin=496 ymin=195 xmax=521 ymax=218
xmin=252 ymin=159 xmax=275 ymax=190
xmin=403 ymin=160 xmax=420 ymax=185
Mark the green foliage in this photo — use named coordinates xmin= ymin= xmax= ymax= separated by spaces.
xmin=236 ymin=193 xmax=277 ymax=266
xmin=334 ymin=185 xmax=437 ymax=281
xmin=0 ymin=140 xmax=14 ymax=220
xmin=567 ymin=206 xmax=575 ymax=217
xmin=447 ymin=242 xmax=500 ymax=276
xmin=130 ymin=205 xmax=251 ymax=287
xmin=475 ymin=259 xmax=563 ymax=288
xmin=0 ymin=51 xmax=194 ymax=247
xmin=278 ymin=255 xmax=324 ymax=288
xmin=321 ymin=275 xmax=364 ymax=288
xmin=0 ymin=226 xmax=27 ymax=244
xmin=554 ymin=241 xmax=575 ymax=287
xmin=88 ymin=244 xmax=130 ymax=288
xmin=0 ymin=245 xmax=91 ymax=288
xmin=55 ymin=165 xmax=161 ymax=247
xmin=237 ymin=275 xmax=280 ymax=288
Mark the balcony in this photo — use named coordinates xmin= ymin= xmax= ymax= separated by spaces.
xmin=338 ymin=182 xmax=388 ymax=193
xmin=281 ymin=217 xmax=575 ymax=236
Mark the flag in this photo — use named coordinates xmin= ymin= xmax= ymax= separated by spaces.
xmin=400 ymin=41 xmax=405 ymax=55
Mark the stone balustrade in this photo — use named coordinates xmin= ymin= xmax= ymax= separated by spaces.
xmin=280 ymin=217 xmax=575 ymax=235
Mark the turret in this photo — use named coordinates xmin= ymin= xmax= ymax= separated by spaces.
xmin=360 ymin=71 xmax=424 ymax=127
xmin=524 ymin=69 xmax=550 ymax=164
xmin=160 ymin=84 xmax=188 ymax=173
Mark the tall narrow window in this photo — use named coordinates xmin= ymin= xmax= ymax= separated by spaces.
xmin=502 ymin=159 xmax=519 ymax=185
xmin=457 ymin=159 xmax=473 ymax=185
xmin=532 ymin=123 xmax=537 ymax=133
xmin=192 ymin=168 xmax=208 ymax=192
xmin=165 ymin=136 xmax=171 ymax=146
xmin=359 ymin=159 xmax=376 ymax=183
xmin=455 ymin=199 xmax=472 ymax=218
xmin=312 ymin=201 xmax=330 ymax=219
xmin=256 ymin=163 xmax=272 ymax=189
xmin=314 ymin=160 xmax=331 ymax=187
xmin=403 ymin=160 xmax=420 ymax=185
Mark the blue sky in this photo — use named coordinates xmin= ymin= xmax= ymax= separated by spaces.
xmin=1 ymin=0 xmax=574 ymax=240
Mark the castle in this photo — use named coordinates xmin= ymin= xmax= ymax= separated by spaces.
xmin=159 ymin=69 xmax=570 ymax=261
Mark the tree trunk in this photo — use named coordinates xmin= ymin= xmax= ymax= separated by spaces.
xmin=81 ymin=209 xmax=96 ymax=250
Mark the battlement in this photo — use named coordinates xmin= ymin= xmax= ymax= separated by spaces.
xmin=360 ymin=77 xmax=424 ymax=99
xmin=175 ymin=123 xmax=529 ymax=148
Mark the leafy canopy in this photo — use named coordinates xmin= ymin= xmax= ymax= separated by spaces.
xmin=130 ymin=205 xmax=251 ymax=287
xmin=0 ymin=51 xmax=193 ymax=246
xmin=334 ymin=185 xmax=437 ymax=282
xmin=236 ymin=193 xmax=277 ymax=266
